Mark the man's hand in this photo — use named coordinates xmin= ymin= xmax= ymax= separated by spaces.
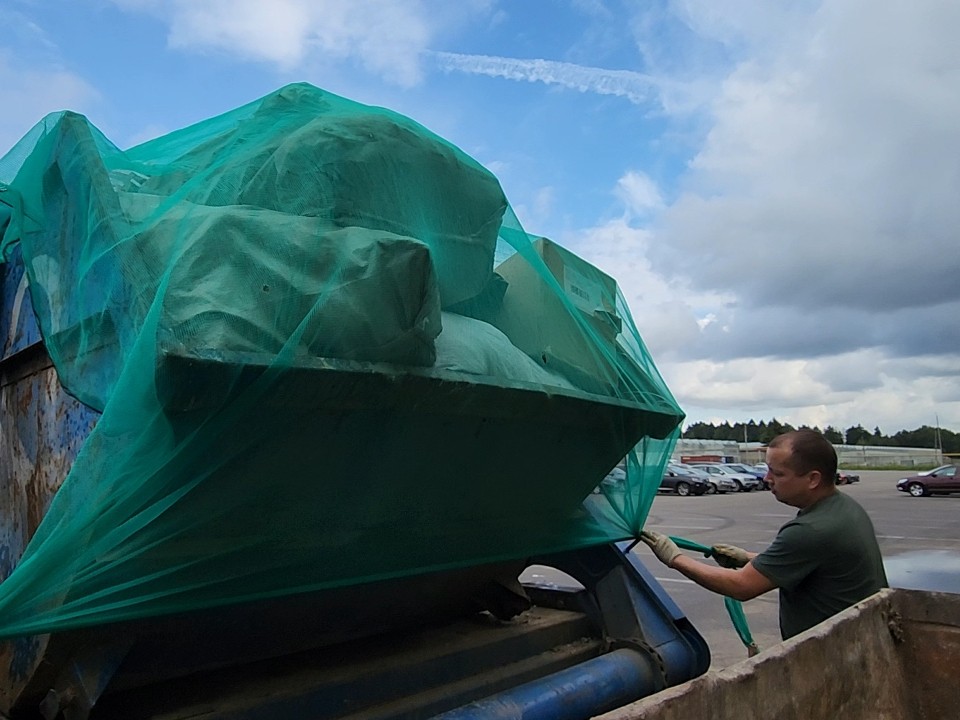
xmin=712 ymin=543 xmax=750 ymax=569
xmin=640 ymin=530 xmax=682 ymax=567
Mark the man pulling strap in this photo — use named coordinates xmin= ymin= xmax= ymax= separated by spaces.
xmin=642 ymin=429 xmax=887 ymax=640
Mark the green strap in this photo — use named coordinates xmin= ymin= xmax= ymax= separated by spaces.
xmin=669 ymin=535 xmax=758 ymax=653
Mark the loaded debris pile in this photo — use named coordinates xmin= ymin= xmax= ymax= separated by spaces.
xmin=0 ymin=83 xmax=683 ymax=638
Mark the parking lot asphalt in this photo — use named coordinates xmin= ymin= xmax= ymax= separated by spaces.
xmin=634 ymin=470 xmax=960 ymax=669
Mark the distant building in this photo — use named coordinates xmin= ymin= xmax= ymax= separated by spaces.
xmin=672 ymin=439 xmax=942 ymax=468
xmin=673 ymin=439 xmax=740 ymax=464
xmin=831 ymin=444 xmax=942 ymax=468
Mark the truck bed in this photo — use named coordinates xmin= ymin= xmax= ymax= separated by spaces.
xmin=92 ymin=606 xmax=598 ymax=720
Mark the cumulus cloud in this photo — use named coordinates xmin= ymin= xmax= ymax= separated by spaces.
xmin=654 ymin=0 xmax=960 ymax=325
xmin=566 ymin=217 xmax=731 ymax=360
xmin=111 ymin=0 xmax=445 ymax=86
xmin=569 ymin=1 xmax=960 ymax=431
xmin=662 ymin=350 xmax=960 ymax=432
xmin=665 ymin=358 xmax=833 ymax=412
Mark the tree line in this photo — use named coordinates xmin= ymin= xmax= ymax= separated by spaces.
xmin=683 ymin=419 xmax=959 ymax=453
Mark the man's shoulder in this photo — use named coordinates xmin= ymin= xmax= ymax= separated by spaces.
xmin=790 ymin=492 xmax=862 ymax=533
xmin=808 ymin=489 xmax=865 ymax=515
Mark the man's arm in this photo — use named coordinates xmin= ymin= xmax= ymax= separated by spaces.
xmin=640 ymin=531 xmax=776 ymax=601
xmin=712 ymin=543 xmax=758 ymax=568
xmin=671 ymin=554 xmax=776 ymax=601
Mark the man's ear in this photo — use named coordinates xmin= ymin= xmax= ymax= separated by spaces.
xmin=807 ymin=470 xmax=823 ymax=489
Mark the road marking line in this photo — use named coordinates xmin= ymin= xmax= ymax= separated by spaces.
xmin=655 ymin=577 xmax=696 ymax=585
xmin=646 ymin=525 xmax=717 ymax=530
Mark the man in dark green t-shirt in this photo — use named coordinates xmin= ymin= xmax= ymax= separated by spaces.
xmin=641 ymin=429 xmax=887 ymax=640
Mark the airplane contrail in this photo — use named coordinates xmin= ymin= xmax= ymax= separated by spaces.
xmin=430 ymin=51 xmax=661 ymax=105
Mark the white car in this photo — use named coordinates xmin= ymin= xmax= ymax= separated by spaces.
xmin=721 ymin=463 xmax=771 ymax=490
xmin=689 ymin=463 xmax=763 ymax=492
xmin=670 ymin=463 xmax=737 ymax=494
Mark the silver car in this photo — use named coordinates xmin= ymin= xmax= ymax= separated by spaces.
xmin=689 ymin=463 xmax=763 ymax=492
xmin=670 ymin=463 xmax=737 ymax=494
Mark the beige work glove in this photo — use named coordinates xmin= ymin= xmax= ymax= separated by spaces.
xmin=712 ymin=543 xmax=750 ymax=569
xmin=640 ymin=530 xmax=682 ymax=568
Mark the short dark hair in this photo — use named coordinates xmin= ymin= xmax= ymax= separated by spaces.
xmin=768 ymin=429 xmax=838 ymax=483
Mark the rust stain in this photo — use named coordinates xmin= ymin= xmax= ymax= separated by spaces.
xmin=24 ymin=474 xmax=44 ymax=541
xmin=16 ymin=382 xmax=32 ymax=414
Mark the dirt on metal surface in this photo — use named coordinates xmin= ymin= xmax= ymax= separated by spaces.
xmin=0 ymin=359 xmax=99 ymax=715
xmin=595 ymin=588 xmax=959 ymax=720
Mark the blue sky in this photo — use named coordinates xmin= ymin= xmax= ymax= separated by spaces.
xmin=3 ymin=0 xmax=959 ymax=434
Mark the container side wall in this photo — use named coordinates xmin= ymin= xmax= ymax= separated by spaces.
xmin=0 ymin=253 xmax=99 ymax=713
xmin=595 ymin=589 xmax=918 ymax=720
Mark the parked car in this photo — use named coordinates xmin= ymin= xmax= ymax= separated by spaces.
xmin=750 ymin=462 xmax=771 ymax=487
xmin=721 ymin=463 xmax=771 ymax=489
xmin=724 ymin=463 xmax=765 ymax=478
xmin=836 ymin=470 xmax=860 ymax=485
xmin=690 ymin=463 xmax=763 ymax=492
xmin=597 ymin=466 xmax=627 ymax=491
xmin=660 ymin=468 xmax=709 ymax=496
xmin=896 ymin=465 xmax=960 ymax=497
xmin=670 ymin=463 xmax=737 ymax=494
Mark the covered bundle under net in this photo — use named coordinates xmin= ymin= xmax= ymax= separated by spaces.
xmin=0 ymin=83 xmax=683 ymax=637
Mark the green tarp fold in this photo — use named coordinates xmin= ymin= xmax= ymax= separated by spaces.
xmin=0 ymin=83 xmax=683 ymax=638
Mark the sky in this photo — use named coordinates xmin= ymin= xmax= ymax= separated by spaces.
xmin=2 ymin=0 xmax=958 ymax=435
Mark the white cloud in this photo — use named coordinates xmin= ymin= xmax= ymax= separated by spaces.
xmin=565 ymin=8 xmax=960 ymax=436
xmin=166 ymin=0 xmax=314 ymax=69
xmin=110 ymin=0 xmax=467 ymax=87
xmin=512 ymin=186 xmax=556 ymax=234
xmin=656 ymin=0 xmax=960 ymax=316
xmin=616 ymin=170 xmax=665 ymax=218
xmin=572 ymin=218 xmax=670 ymax=304
xmin=603 ymin=0 xmax=960 ymax=432
xmin=0 ymin=50 xmax=99 ymax=164
xmin=665 ymin=358 xmax=831 ymax=413
xmin=666 ymin=0 xmax=818 ymax=59
xmin=564 ymin=216 xmax=732 ymax=360
xmin=662 ymin=350 xmax=960 ymax=432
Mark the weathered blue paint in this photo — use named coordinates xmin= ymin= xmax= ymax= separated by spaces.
xmin=1 ymin=248 xmax=101 ymax=714
xmin=0 ymin=244 xmax=41 ymax=360
xmin=8 ymin=637 xmax=41 ymax=684
xmin=1 ymin=366 xmax=99 ymax=559
xmin=435 ymin=649 xmax=657 ymax=720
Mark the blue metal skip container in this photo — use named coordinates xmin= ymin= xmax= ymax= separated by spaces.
xmin=0 ymin=248 xmax=709 ymax=719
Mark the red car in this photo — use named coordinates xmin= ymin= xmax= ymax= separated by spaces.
xmin=896 ymin=465 xmax=959 ymax=497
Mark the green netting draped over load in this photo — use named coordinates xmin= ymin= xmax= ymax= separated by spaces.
xmin=0 ymin=83 xmax=683 ymax=638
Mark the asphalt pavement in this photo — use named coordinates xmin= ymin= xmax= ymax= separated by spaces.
xmin=634 ymin=470 xmax=960 ymax=669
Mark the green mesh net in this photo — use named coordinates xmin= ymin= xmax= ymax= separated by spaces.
xmin=0 ymin=83 xmax=683 ymax=638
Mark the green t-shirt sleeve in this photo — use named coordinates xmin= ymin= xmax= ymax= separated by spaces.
xmin=751 ymin=522 xmax=818 ymax=590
